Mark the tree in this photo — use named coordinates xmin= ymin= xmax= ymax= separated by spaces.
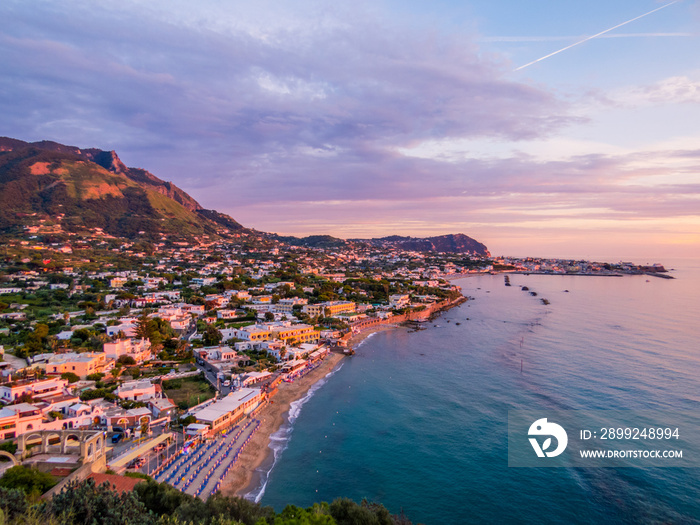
xmin=117 ymin=355 xmax=136 ymax=366
xmin=274 ymin=504 xmax=335 ymax=525
xmin=264 ymin=312 xmax=275 ymax=322
xmin=329 ymin=498 xmax=394 ymax=525
xmin=46 ymin=478 xmax=154 ymax=525
xmin=0 ymin=466 xmax=57 ymax=498
xmin=0 ymin=442 xmax=17 ymax=454
xmin=135 ymin=312 xmax=152 ymax=341
xmin=22 ymin=323 xmax=50 ymax=356
xmin=133 ymin=479 xmax=189 ymax=517
xmin=0 ymin=486 xmax=27 ymax=521
xmin=203 ymin=325 xmax=222 ymax=347
xmin=180 ymin=415 xmax=196 ymax=426
xmin=60 ymin=372 xmax=80 ymax=383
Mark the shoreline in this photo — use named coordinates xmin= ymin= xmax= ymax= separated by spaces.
xmin=221 ymin=326 xmax=406 ymax=501
xmin=223 ymin=300 xmax=463 ymax=502
xmin=348 ymin=323 xmax=404 ymax=348
xmin=221 ymin=351 xmax=346 ymax=499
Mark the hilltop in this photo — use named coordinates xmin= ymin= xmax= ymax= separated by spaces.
xmin=0 ymin=137 xmax=489 ymax=255
xmin=0 ymin=137 xmax=246 ymax=242
xmin=356 ymin=233 xmax=490 ymax=256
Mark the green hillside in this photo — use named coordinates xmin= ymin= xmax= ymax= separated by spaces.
xmin=0 ymin=138 xmax=246 ymax=241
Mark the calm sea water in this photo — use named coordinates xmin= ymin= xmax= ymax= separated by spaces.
xmin=252 ymin=259 xmax=700 ymax=524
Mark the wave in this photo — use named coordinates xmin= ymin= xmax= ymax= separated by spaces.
xmin=354 ymin=330 xmax=378 ymax=349
xmin=244 ymin=362 xmax=345 ymax=503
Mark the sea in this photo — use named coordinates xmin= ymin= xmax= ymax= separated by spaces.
xmin=247 ymin=258 xmax=700 ymax=524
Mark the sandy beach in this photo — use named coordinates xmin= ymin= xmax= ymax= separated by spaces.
xmin=221 ymin=324 xmax=406 ymax=500
xmin=221 ymin=351 xmax=346 ymax=498
xmin=348 ymin=323 xmax=402 ymax=348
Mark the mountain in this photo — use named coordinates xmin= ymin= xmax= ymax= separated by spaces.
xmin=0 ymin=137 xmax=245 ymax=241
xmin=269 ymin=234 xmax=351 ymax=249
xmin=357 ymin=234 xmax=490 ymax=256
xmin=0 ymin=137 xmax=490 ymax=254
xmin=272 ymin=232 xmax=490 ymax=255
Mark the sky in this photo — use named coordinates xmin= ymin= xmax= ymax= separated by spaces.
xmin=1 ymin=0 xmax=699 ymax=260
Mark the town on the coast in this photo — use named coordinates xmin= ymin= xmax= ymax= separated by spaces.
xmin=0 ymin=225 xmax=670 ymax=499
xmin=0 ymin=138 xmax=670 ymax=501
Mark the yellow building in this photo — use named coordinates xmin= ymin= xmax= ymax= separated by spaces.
xmin=271 ymin=324 xmax=320 ymax=345
xmin=237 ymin=325 xmax=272 ymax=341
xmin=302 ymin=301 xmax=355 ymax=318
xmin=47 ymin=352 xmax=110 ymax=378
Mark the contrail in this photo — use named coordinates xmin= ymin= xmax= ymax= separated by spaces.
xmin=515 ymin=0 xmax=681 ymax=71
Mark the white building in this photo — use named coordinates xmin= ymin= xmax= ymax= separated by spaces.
xmin=116 ymin=380 xmax=160 ymax=401
xmin=104 ymin=338 xmax=153 ymax=363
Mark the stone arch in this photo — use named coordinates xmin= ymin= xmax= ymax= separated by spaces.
xmin=62 ymin=433 xmax=81 ymax=455
xmin=26 ymin=424 xmax=34 ymax=431
xmin=22 ymin=431 xmax=43 ymax=447
xmin=17 ymin=430 xmax=106 ymax=464
xmin=46 ymin=432 xmax=62 ymax=452
xmin=0 ymin=451 xmax=19 ymax=466
xmin=17 ymin=431 xmax=42 ymax=460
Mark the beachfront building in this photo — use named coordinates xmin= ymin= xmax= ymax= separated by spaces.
xmin=239 ymin=371 xmax=272 ymax=387
xmin=308 ymin=346 xmax=330 ymax=364
xmin=277 ymin=342 xmax=325 ymax=362
xmin=302 ymin=301 xmax=355 ymax=318
xmin=47 ymin=352 xmax=110 ymax=378
xmin=270 ymin=324 xmax=319 ymax=345
xmin=389 ymin=294 xmax=411 ymax=308
xmin=193 ymin=388 xmax=264 ymax=434
xmin=281 ymin=360 xmax=307 ymax=375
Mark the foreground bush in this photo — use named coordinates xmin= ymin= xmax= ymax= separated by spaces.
xmin=0 ymin=476 xmax=414 ymax=525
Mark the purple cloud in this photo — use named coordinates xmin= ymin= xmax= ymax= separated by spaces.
xmin=0 ymin=2 xmax=574 ymax=193
xmin=1 ymin=0 xmax=696 ymax=258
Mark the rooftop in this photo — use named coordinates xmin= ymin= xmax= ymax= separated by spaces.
xmin=194 ymin=387 xmax=260 ymax=423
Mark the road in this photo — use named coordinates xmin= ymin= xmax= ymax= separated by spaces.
xmin=194 ymin=361 xmax=231 ymax=396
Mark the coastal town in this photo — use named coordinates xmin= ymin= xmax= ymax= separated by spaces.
xmin=0 ymin=226 xmax=669 ymax=500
